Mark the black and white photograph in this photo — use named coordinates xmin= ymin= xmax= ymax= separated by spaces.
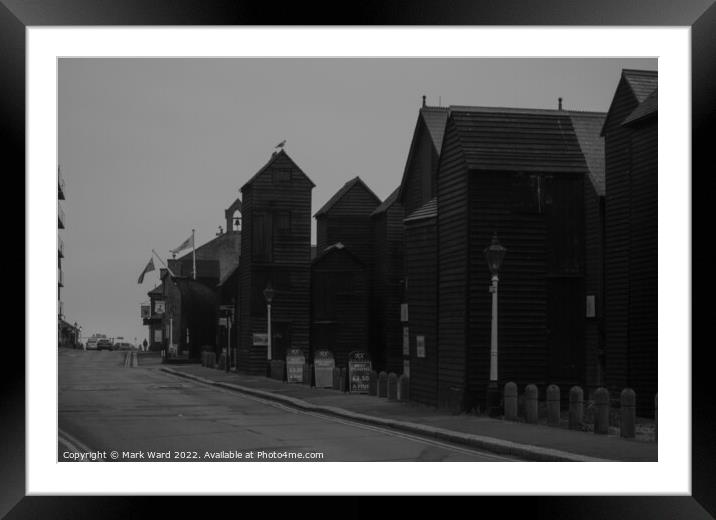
xmin=56 ymin=56 xmax=659 ymax=464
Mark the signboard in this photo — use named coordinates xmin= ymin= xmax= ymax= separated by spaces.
xmin=400 ymin=303 xmax=409 ymax=322
xmin=403 ymin=359 xmax=410 ymax=377
xmin=416 ymin=335 xmax=426 ymax=358
xmin=314 ymin=350 xmax=335 ymax=388
xmin=153 ymin=329 xmax=162 ymax=343
xmin=252 ymin=333 xmax=268 ymax=346
xmin=286 ymin=348 xmax=305 ymax=383
xmin=141 ymin=305 xmax=150 ymax=319
xmin=169 ymin=344 xmax=178 ymax=356
xmin=586 ymin=295 xmax=596 ymax=318
xmin=402 ymin=327 xmax=410 ymax=355
xmin=154 ymin=300 xmax=166 ymax=314
xmin=218 ymin=317 xmax=228 ymax=327
xmin=348 ymin=351 xmax=372 ymax=394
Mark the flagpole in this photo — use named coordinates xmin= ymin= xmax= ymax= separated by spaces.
xmin=152 ymin=249 xmax=176 ymax=277
xmin=192 ymin=229 xmax=196 ymax=280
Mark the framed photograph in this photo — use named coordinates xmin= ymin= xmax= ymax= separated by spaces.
xmin=11 ymin=0 xmax=710 ymax=517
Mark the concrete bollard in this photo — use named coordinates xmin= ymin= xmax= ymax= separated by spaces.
xmin=332 ymin=367 xmax=341 ymax=390
xmin=655 ymin=393 xmax=658 ymax=442
xmin=525 ymin=384 xmax=539 ymax=424
xmin=503 ymin=382 xmax=518 ymax=421
xmin=620 ymin=388 xmax=636 ymax=439
xmin=397 ymin=375 xmax=410 ymax=402
xmin=378 ymin=371 xmax=388 ymax=398
xmin=547 ymin=384 xmax=561 ymax=426
xmin=387 ymin=373 xmax=398 ymax=401
xmin=594 ymin=387 xmax=610 ymax=435
xmin=368 ymin=370 xmax=378 ymax=396
xmin=569 ymin=386 xmax=584 ymax=430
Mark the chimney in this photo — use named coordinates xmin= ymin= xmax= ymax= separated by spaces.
xmin=422 ymin=95 xmax=426 ymax=107
xmin=558 ymin=97 xmax=563 ymax=111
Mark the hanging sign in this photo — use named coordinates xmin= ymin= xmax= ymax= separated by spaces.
xmin=253 ymin=333 xmax=268 ymax=346
xmin=400 ymin=303 xmax=409 ymax=322
xmin=286 ymin=348 xmax=305 ymax=383
xmin=153 ymin=329 xmax=162 ymax=342
xmin=416 ymin=335 xmax=426 ymax=358
xmin=348 ymin=351 xmax=372 ymax=394
xmin=314 ymin=350 xmax=335 ymax=388
xmin=154 ymin=300 xmax=166 ymax=314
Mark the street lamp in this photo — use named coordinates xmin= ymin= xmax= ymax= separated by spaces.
xmin=484 ymin=233 xmax=507 ymax=417
xmin=263 ymin=283 xmax=275 ymax=377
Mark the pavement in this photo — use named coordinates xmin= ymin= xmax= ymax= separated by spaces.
xmin=151 ymin=355 xmax=658 ymax=462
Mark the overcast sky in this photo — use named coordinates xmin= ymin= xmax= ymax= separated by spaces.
xmin=58 ymin=57 xmax=656 ymax=343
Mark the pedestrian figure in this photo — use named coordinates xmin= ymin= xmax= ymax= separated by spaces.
xmin=143 ymin=339 xmax=148 ymax=352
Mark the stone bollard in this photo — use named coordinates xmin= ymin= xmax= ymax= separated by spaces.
xmin=655 ymin=393 xmax=658 ymax=442
xmin=620 ymin=388 xmax=636 ymax=439
xmin=368 ymin=370 xmax=378 ymax=396
xmin=547 ymin=384 xmax=561 ymax=427
xmin=397 ymin=375 xmax=410 ymax=402
xmin=504 ymin=382 xmax=518 ymax=421
xmin=525 ymin=384 xmax=539 ymax=424
xmin=569 ymin=386 xmax=584 ymax=430
xmin=387 ymin=373 xmax=398 ymax=400
xmin=594 ymin=387 xmax=610 ymax=435
xmin=377 ymin=371 xmax=388 ymax=398
xmin=332 ymin=367 xmax=341 ymax=390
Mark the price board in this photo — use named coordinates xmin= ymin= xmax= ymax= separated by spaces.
xmin=286 ymin=348 xmax=305 ymax=383
xmin=348 ymin=351 xmax=372 ymax=394
xmin=314 ymin=350 xmax=335 ymax=388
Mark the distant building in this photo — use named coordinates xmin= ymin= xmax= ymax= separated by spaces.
xmin=57 ymin=166 xmax=79 ymax=348
xmin=237 ymin=150 xmax=314 ymax=374
xmin=602 ymin=69 xmax=658 ymax=415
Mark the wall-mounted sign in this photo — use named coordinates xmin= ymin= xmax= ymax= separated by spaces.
xmin=586 ymin=295 xmax=596 ymax=318
xmin=253 ymin=333 xmax=268 ymax=346
xmin=416 ymin=335 xmax=426 ymax=358
xmin=141 ymin=305 xmax=151 ymax=319
xmin=218 ymin=317 xmax=228 ymax=327
xmin=348 ymin=351 xmax=372 ymax=394
xmin=400 ymin=303 xmax=409 ymax=322
xmin=154 ymin=300 xmax=166 ymax=314
xmin=403 ymin=359 xmax=410 ymax=377
xmin=286 ymin=348 xmax=305 ymax=383
xmin=314 ymin=350 xmax=335 ymax=388
xmin=153 ymin=329 xmax=162 ymax=343
xmin=402 ymin=327 xmax=410 ymax=355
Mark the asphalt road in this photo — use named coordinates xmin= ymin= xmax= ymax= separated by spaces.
xmin=58 ymin=349 xmax=516 ymax=462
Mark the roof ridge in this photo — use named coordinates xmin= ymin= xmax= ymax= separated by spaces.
xmin=314 ymin=175 xmax=381 ymax=217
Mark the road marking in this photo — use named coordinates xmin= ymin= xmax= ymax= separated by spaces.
xmin=164 ymin=372 xmax=516 ymax=461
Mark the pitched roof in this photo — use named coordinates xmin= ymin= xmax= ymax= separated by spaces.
xmin=314 ymin=176 xmax=381 ymax=218
xmin=623 ymin=88 xmax=658 ymax=126
xmin=148 ymin=284 xmax=163 ymax=296
xmin=622 ymin=69 xmax=658 ymax=103
xmin=404 ymin=197 xmax=437 ymax=223
xmin=448 ymin=107 xmax=589 ymax=174
xmin=217 ymin=263 xmax=239 ymax=287
xmin=420 ymin=106 xmax=450 ymax=152
xmin=569 ymin=111 xmax=607 ymax=196
xmin=241 ymin=149 xmax=315 ymax=191
xmin=370 ymin=186 xmax=401 ymax=217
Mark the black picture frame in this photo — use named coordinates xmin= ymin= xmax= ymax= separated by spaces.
xmin=6 ymin=1 xmax=711 ymax=517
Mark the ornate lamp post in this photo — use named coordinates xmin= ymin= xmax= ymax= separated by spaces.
xmin=484 ymin=233 xmax=507 ymax=417
xmin=263 ymin=283 xmax=275 ymax=377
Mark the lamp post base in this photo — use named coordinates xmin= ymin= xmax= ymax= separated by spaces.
xmin=486 ymin=381 xmax=501 ymax=417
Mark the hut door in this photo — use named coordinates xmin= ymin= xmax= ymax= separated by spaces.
xmin=546 ymin=277 xmax=583 ymax=383
xmin=272 ymin=321 xmax=291 ymax=361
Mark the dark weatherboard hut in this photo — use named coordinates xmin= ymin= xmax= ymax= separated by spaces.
xmin=436 ymin=106 xmax=589 ymax=412
xmin=602 ymin=69 xmax=658 ymax=416
xmin=370 ymin=187 xmax=404 ymax=373
xmin=310 ymin=243 xmax=370 ymax=368
xmin=237 ymin=150 xmax=314 ymax=374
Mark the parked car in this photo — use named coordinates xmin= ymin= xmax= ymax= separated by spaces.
xmin=85 ymin=337 xmax=99 ymax=350
xmin=96 ymin=338 xmax=116 ymax=351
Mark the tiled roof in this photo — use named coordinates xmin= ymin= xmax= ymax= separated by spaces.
xmin=217 ymin=263 xmax=239 ymax=287
xmin=314 ymin=176 xmax=381 ymax=217
xmin=623 ymin=89 xmax=658 ymax=126
xmin=404 ymin=198 xmax=437 ymax=222
xmin=370 ymin=186 xmax=401 ymax=217
xmin=569 ymin=112 xmax=607 ymax=196
xmin=622 ymin=69 xmax=658 ymax=103
xmin=449 ymin=108 xmax=589 ymax=174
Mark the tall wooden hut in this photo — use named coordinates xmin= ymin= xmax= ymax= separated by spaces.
xmin=602 ymin=69 xmax=658 ymax=415
xmin=436 ymin=106 xmax=589 ymax=412
xmin=310 ymin=243 xmax=369 ymax=368
xmin=237 ymin=150 xmax=314 ymax=374
xmin=370 ymin=187 xmax=404 ymax=373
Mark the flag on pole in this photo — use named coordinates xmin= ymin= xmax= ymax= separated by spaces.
xmin=137 ymin=258 xmax=155 ymax=284
xmin=170 ymin=233 xmax=194 ymax=255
